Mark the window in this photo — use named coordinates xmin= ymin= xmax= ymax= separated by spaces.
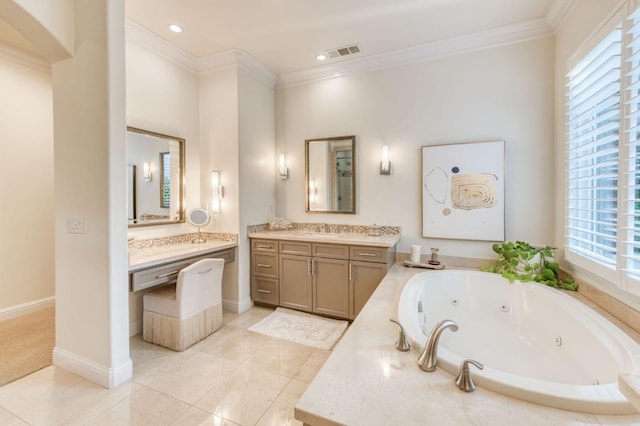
xmin=565 ymin=6 xmax=640 ymax=295
xmin=160 ymin=152 xmax=171 ymax=208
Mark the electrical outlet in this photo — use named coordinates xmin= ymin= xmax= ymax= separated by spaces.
xmin=67 ymin=216 xmax=84 ymax=234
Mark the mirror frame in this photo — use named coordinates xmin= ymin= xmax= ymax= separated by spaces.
xmin=127 ymin=126 xmax=186 ymax=228
xmin=305 ymin=135 xmax=356 ymax=214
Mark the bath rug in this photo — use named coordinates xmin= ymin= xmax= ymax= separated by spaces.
xmin=248 ymin=307 xmax=347 ymax=350
xmin=0 ymin=307 xmax=54 ymax=386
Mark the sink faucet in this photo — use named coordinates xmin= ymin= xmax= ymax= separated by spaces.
xmin=417 ymin=319 xmax=459 ymax=372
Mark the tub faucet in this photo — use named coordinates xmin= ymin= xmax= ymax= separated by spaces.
xmin=455 ymin=359 xmax=484 ymax=392
xmin=418 ymin=319 xmax=459 ymax=372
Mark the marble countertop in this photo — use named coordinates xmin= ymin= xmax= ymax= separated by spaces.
xmin=294 ymin=263 xmax=640 ymax=426
xmin=248 ymin=230 xmax=400 ymax=248
xmin=128 ymin=240 xmax=237 ymax=272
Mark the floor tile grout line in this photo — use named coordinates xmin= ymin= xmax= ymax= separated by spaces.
xmin=254 ymin=376 xmax=297 ymax=426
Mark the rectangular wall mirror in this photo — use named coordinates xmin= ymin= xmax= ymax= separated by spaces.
xmin=305 ymin=135 xmax=356 ymax=214
xmin=127 ymin=126 xmax=185 ymax=227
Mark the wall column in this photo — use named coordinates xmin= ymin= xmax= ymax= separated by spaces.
xmin=51 ymin=0 xmax=131 ymax=388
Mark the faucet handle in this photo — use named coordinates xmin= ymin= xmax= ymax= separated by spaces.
xmin=389 ymin=319 xmax=411 ymax=351
xmin=455 ymin=359 xmax=484 ymax=392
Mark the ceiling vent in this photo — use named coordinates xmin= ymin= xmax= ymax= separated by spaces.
xmin=327 ymin=44 xmax=361 ymax=59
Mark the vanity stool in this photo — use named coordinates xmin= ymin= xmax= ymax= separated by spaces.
xmin=143 ymin=258 xmax=225 ymax=351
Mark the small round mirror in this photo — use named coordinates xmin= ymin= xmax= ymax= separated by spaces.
xmin=187 ymin=208 xmax=210 ymax=243
xmin=187 ymin=208 xmax=210 ymax=227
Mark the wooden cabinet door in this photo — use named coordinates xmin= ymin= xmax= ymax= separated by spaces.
xmin=313 ymin=257 xmax=349 ymax=318
xmin=350 ymin=260 xmax=387 ymax=319
xmin=279 ymin=254 xmax=313 ymax=312
xmin=251 ymin=276 xmax=279 ymax=305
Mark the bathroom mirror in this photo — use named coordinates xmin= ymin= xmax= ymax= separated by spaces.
xmin=127 ymin=126 xmax=185 ymax=227
xmin=305 ymin=135 xmax=356 ymax=213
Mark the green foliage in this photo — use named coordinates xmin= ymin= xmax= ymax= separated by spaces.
xmin=480 ymin=241 xmax=578 ymax=291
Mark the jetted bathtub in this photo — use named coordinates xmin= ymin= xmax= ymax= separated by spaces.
xmin=397 ymin=269 xmax=640 ymax=414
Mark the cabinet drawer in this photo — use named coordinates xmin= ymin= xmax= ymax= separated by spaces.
xmin=312 ymin=243 xmax=349 ymax=259
xmin=252 ymin=239 xmax=278 ymax=253
xmin=350 ymin=246 xmax=390 ymax=263
xmin=252 ymin=277 xmax=279 ymax=305
xmin=280 ymin=240 xmax=312 ymax=256
xmin=252 ymin=253 xmax=278 ymax=278
xmin=131 ymin=259 xmax=192 ymax=291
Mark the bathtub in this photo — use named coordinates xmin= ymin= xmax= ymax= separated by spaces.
xmin=396 ymin=269 xmax=640 ymax=415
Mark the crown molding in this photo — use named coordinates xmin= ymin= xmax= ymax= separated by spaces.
xmin=125 ymin=19 xmax=276 ymax=87
xmin=198 ymin=49 xmax=276 ymax=88
xmin=276 ymin=18 xmax=554 ymax=89
xmin=125 ymin=18 xmax=199 ymax=74
xmin=546 ymin=0 xmax=579 ymax=33
xmin=0 ymin=42 xmax=50 ymax=74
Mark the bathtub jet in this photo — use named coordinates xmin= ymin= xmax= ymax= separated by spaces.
xmin=397 ymin=269 xmax=640 ymax=415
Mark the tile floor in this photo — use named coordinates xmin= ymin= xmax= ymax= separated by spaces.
xmin=0 ymin=306 xmax=333 ymax=425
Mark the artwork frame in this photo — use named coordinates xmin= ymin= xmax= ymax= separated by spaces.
xmin=422 ymin=140 xmax=505 ymax=241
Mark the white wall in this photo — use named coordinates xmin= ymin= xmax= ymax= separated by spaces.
xmin=51 ymin=0 xmax=130 ymax=388
xmin=276 ymin=37 xmax=555 ymax=260
xmin=0 ymin=55 xmax=54 ymax=315
xmin=238 ymin=67 xmax=275 ymax=312
xmin=197 ymin=66 xmax=275 ymax=313
xmin=126 ymin=40 xmax=200 ymax=240
xmin=199 ymin=67 xmax=241 ymax=308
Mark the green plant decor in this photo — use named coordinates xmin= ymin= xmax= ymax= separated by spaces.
xmin=481 ymin=241 xmax=578 ymax=291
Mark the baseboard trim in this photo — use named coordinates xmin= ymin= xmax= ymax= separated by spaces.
xmin=52 ymin=347 xmax=133 ymax=389
xmin=222 ymin=297 xmax=253 ymax=314
xmin=0 ymin=297 xmax=55 ymax=322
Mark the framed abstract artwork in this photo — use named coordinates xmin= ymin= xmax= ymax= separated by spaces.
xmin=422 ymin=140 xmax=505 ymax=241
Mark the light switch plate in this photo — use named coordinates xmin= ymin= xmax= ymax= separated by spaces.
xmin=67 ymin=216 xmax=84 ymax=234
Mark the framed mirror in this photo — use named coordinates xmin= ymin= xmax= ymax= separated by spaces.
xmin=305 ymin=135 xmax=356 ymax=213
xmin=127 ymin=126 xmax=185 ymax=227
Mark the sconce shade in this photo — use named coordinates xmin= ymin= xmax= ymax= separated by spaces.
xmin=279 ymin=153 xmax=288 ymax=179
xmin=309 ymin=178 xmax=317 ymax=204
xmin=143 ymin=161 xmax=152 ymax=182
xmin=380 ymin=145 xmax=391 ymax=175
xmin=211 ymin=170 xmax=223 ymax=214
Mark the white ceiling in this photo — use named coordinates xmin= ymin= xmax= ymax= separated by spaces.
xmin=0 ymin=1 xmax=558 ymax=75
xmin=125 ymin=0 xmax=557 ymax=75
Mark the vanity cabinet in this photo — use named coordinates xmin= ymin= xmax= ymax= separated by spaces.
xmin=250 ymin=237 xmax=395 ymax=320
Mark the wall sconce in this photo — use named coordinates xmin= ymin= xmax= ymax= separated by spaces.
xmin=211 ymin=170 xmax=224 ymax=214
xmin=279 ymin=153 xmax=289 ymax=180
xmin=309 ymin=178 xmax=317 ymax=205
xmin=380 ymin=145 xmax=391 ymax=175
xmin=143 ymin=161 xmax=152 ymax=182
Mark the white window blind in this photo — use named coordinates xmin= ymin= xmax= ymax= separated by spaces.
xmin=566 ymin=27 xmax=622 ymax=269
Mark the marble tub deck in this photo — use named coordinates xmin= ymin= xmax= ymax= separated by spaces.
xmin=294 ymin=264 xmax=640 ymax=426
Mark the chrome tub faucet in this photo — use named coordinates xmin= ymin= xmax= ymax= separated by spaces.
xmin=418 ymin=319 xmax=459 ymax=372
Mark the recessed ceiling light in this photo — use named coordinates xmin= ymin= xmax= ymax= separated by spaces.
xmin=316 ymin=53 xmax=327 ymax=61
xmin=169 ymin=24 xmax=183 ymax=33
